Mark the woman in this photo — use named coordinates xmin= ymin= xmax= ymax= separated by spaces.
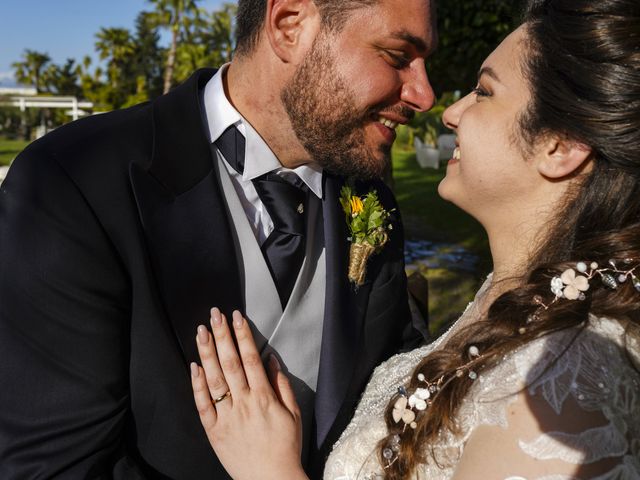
xmin=190 ymin=0 xmax=640 ymax=478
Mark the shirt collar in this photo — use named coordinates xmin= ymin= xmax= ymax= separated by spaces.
xmin=203 ymin=64 xmax=323 ymax=199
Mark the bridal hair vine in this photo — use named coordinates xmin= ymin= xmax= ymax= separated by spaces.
xmin=535 ymin=259 xmax=640 ymax=310
xmin=339 ymin=184 xmax=394 ymax=287
xmin=380 ymin=259 xmax=640 ymax=470
xmin=383 ymin=345 xmax=484 ymax=469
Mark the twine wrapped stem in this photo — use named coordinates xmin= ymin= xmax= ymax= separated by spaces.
xmin=348 ymin=242 xmax=377 ymax=286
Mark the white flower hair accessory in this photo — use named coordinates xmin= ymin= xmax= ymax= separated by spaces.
xmin=383 ymin=345 xmax=483 ymax=469
xmin=539 ymin=259 xmax=640 ymax=309
xmin=552 ymin=267 xmax=591 ymax=300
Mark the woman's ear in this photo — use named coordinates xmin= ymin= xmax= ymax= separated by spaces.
xmin=265 ymin=0 xmax=320 ymax=63
xmin=537 ymin=136 xmax=593 ymax=179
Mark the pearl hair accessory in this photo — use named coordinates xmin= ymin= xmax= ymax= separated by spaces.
xmin=536 ymin=259 xmax=640 ymax=310
xmin=381 ymin=259 xmax=639 ymax=470
xmin=383 ymin=345 xmax=483 ymax=469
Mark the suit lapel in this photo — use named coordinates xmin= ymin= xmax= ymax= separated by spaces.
xmin=315 ymin=173 xmax=372 ymax=447
xmin=130 ymin=69 xmax=243 ymax=363
xmin=130 ymin=69 xmax=377 ymax=447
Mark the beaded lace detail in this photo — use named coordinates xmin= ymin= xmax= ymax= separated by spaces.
xmin=324 ymin=279 xmax=640 ymax=480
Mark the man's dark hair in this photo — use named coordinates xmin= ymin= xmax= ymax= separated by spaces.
xmin=235 ymin=0 xmax=379 ymax=56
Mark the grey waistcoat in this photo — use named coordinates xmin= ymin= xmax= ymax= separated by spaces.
xmin=214 ymin=154 xmax=326 ymax=457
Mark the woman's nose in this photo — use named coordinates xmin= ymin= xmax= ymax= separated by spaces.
xmin=442 ymin=93 xmax=472 ymax=131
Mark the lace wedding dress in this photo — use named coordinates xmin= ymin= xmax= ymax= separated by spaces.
xmin=325 ymin=279 xmax=640 ymax=479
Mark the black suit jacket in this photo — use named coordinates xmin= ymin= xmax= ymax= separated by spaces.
xmin=0 ymin=69 xmax=422 ymax=479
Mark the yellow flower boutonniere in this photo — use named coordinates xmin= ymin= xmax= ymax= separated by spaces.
xmin=340 ymin=184 xmax=394 ymax=286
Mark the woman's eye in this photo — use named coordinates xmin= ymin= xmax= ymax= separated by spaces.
xmin=472 ymin=86 xmax=490 ymax=98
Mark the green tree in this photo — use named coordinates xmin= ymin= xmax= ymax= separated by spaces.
xmin=94 ymin=27 xmax=137 ymax=108
xmin=132 ymin=11 xmax=164 ymax=100
xmin=0 ymin=106 xmax=30 ymax=139
xmin=43 ymin=58 xmax=82 ymax=96
xmin=95 ymin=27 xmax=136 ymax=90
xmin=428 ymin=0 xmax=521 ymax=95
xmin=78 ymin=56 xmax=110 ymax=110
xmin=40 ymin=58 xmax=84 ymax=126
xmin=147 ymin=0 xmax=201 ymax=93
xmin=172 ymin=2 xmax=237 ymax=84
xmin=11 ymin=49 xmax=51 ymax=93
xmin=174 ymin=41 xmax=208 ymax=83
xmin=200 ymin=3 xmax=236 ymax=66
xmin=87 ymin=14 xmax=164 ymax=109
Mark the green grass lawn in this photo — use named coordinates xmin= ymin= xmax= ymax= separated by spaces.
xmin=0 ymin=138 xmax=29 ymax=166
xmin=392 ymin=147 xmax=488 ymax=255
xmin=392 ymin=147 xmax=491 ymax=334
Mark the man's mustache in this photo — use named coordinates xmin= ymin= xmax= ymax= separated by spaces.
xmin=367 ymin=104 xmax=416 ymax=123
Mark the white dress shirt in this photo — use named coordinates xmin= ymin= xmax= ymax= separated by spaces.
xmin=202 ymin=64 xmax=323 ymax=244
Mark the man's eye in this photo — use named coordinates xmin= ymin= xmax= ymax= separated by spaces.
xmin=386 ymin=52 xmax=410 ymax=68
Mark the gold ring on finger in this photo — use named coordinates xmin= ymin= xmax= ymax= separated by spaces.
xmin=213 ymin=390 xmax=231 ymax=404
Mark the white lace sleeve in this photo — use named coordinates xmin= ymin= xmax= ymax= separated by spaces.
xmin=323 ymin=305 xmax=640 ymax=480
xmin=452 ymin=316 xmax=640 ymax=480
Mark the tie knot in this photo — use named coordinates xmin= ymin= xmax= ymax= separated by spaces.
xmin=214 ymin=125 xmax=246 ymax=173
xmin=255 ymin=173 xmax=308 ymax=235
xmin=213 ymin=126 xmax=308 ymax=308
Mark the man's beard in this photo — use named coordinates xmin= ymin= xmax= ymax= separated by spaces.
xmin=281 ymin=37 xmax=389 ymax=180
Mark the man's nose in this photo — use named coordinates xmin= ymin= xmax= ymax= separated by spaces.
xmin=400 ymin=60 xmax=436 ymax=112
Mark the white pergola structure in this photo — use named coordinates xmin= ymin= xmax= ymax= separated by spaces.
xmin=0 ymin=95 xmax=94 ymax=121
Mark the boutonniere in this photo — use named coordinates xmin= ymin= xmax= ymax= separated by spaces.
xmin=339 ymin=184 xmax=394 ymax=286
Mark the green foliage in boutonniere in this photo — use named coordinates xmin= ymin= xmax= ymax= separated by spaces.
xmin=340 ymin=184 xmax=394 ymax=286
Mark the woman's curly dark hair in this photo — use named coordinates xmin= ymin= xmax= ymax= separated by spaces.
xmin=378 ymin=0 xmax=640 ymax=477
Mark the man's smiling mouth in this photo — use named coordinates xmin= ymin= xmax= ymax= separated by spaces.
xmin=377 ymin=116 xmax=399 ymax=129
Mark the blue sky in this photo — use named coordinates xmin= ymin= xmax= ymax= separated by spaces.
xmin=1 ymin=0 xmax=230 ymax=86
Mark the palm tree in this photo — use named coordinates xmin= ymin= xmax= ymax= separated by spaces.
xmin=43 ymin=58 xmax=82 ymax=96
xmin=133 ymin=11 xmax=164 ymax=99
xmin=95 ymin=27 xmax=138 ymax=108
xmin=147 ymin=0 xmax=200 ymax=94
xmin=12 ymin=49 xmax=51 ymax=93
xmin=77 ymin=56 xmax=109 ymax=109
xmin=205 ymin=3 xmax=237 ymax=65
xmin=95 ymin=27 xmax=136 ymax=90
xmin=172 ymin=3 xmax=237 ymax=85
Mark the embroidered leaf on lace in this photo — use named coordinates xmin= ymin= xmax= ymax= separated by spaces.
xmin=519 ymin=424 xmax=628 ymax=464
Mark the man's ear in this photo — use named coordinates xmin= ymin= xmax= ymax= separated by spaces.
xmin=537 ymin=136 xmax=593 ymax=179
xmin=265 ymin=0 xmax=320 ymax=63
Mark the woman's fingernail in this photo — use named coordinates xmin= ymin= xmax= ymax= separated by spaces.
xmin=269 ymin=354 xmax=281 ymax=371
xmin=190 ymin=362 xmax=199 ymax=377
xmin=210 ymin=307 xmax=222 ymax=326
xmin=232 ymin=311 xmax=243 ymax=329
xmin=197 ymin=325 xmax=208 ymax=344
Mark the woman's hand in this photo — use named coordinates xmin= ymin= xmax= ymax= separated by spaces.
xmin=190 ymin=308 xmax=308 ymax=480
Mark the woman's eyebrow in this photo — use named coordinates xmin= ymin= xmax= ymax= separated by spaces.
xmin=477 ymin=66 xmax=502 ymax=84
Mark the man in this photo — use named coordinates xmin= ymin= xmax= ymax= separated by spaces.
xmin=0 ymin=0 xmax=436 ymax=477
